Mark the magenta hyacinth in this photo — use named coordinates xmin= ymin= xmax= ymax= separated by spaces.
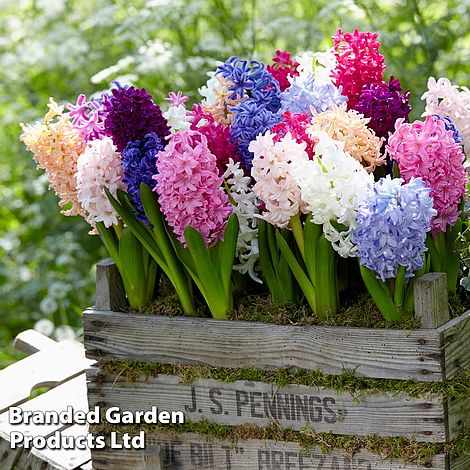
xmin=153 ymin=130 xmax=232 ymax=246
xmin=387 ymin=115 xmax=468 ymax=232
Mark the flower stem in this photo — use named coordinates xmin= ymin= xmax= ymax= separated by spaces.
xmin=290 ymin=214 xmax=305 ymax=261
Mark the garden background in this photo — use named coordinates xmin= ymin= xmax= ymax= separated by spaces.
xmin=0 ymin=0 xmax=469 ymax=365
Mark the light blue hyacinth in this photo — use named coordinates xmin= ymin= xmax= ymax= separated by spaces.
xmin=279 ymin=72 xmax=347 ymax=115
xmin=352 ymin=176 xmax=437 ymax=282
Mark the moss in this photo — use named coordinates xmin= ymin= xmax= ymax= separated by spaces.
xmin=91 ymin=419 xmax=470 ymax=464
xmin=99 ymin=359 xmax=470 ymax=402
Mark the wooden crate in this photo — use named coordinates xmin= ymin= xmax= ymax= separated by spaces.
xmin=83 ymin=261 xmax=470 ymax=470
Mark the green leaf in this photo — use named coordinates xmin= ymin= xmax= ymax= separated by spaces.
xmin=314 ymin=235 xmax=338 ymax=319
xmin=216 ymin=214 xmax=239 ymax=295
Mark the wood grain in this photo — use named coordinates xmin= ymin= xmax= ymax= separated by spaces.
xmin=87 ymin=369 xmax=446 ymax=442
xmin=95 ymin=259 xmax=127 ymax=312
xmin=438 ymin=310 xmax=470 ymax=380
xmin=414 ymin=273 xmax=449 ymax=328
xmin=83 ymin=310 xmax=443 ymax=381
xmin=89 ymin=431 xmax=447 ymax=470
xmin=13 ymin=330 xmax=57 ymax=355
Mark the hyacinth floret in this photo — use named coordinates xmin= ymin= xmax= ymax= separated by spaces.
xmin=331 ymin=29 xmax=385 ymax=108
xmin=354 ymin=77 xmax=411 ymax=139
xmin=190 ymin=105 xmax=239 ymax=174
xmin=154 ymin=130 xmax=232 ymax=246
xmin=280 ymin=72 xmax=347 ymax=115
xmin=267 ymin=50 xmax=299 ymax=92
xmin=387 ymin=116 xmax=468 ymax=232
xmin=433 ymin=115 xmax=463 ymax=145
xmin=217 ymin=56 xmax=281 ymax=113
xmin=103 ymin=86 xmax=170 ymax=152
xmin=250 ymin=131 xmax=309 ymax=228
xmin=230 ymin=98 xmax=282 ymax=169
xmin=422 ymin=77 xmax=470 ymax=159
xmin=308 ymin=103 xmax=385 ymax=172
xmin=291 ymin=131 xmax=374 ymax=257
xmin=76 ymin=137 xmax=126 ymax=231
xmin=121 ymin=132 xmax=164 ymax=223
xmin=271 ymin=112 xmax=316 ymax=158
xmin=224 ymin=159 xmax=261 ymax=283
xmin=352 ymin=177 xmax=436 ymax=281
xmin=67 ymin=94 xmax=108 ymax=142
xmin=20 ymin=98 xmax=86 ymax=217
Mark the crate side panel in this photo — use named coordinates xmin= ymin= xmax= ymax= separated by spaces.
xmin=83 ymin=310 xmax=443 ymax=381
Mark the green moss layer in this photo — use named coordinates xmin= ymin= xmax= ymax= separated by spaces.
xmin=128 ymin=276 xmax=470 ymax=329
xmin=92 ymin=419 xmax=470 ymax=465
xmin=100 ymin=360 xmax=470 ymax=402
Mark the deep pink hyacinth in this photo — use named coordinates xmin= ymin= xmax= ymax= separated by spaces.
xmin=331 ymin=29 xmax=385 ymax=108
xmin=271 ymin=112 xmax=316 ymax=158
xmin=387 ymin=115 xmax=468 ymax=232
xmin=190 ymin=105 xmax=239 ymax=174
xmin=267 ymin=50 xmax=300 ymax=92
xmin=153 ymin=130 xmax=232 ymax=246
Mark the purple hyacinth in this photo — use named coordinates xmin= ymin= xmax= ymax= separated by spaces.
xmin=230 ymin=98 xmax=281 ymax=169
xmin=217 ymin=56 xmax=281 ymax=113
xmin=433 ymin=114 xmax=463 ymax=145
xmin=103 ymin=86 xmax=170 ymax=152
xmin=352 ymin=176 xmax=436 ymax=282
xmin=355 ymin=77 xmax=411 ymax=139
xmin=121 ymin=132 xmax=164 ymax=223
xmin=280 ymin=73 xmax=347 ymax=115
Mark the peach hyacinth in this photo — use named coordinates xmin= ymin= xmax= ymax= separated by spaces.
xmin=308 ymin=103 xmax=385 ymax=172
xmin=20 ymin=98 xmax=86 ymax=217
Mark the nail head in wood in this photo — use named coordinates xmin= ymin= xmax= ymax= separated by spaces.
xmin=414 ymin=272 xmax=449 ymax=329
xmin=95 ymin=259 xmax=127 ymax=311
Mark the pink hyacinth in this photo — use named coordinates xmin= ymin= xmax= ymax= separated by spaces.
xmin=387 ymin=115 xmax=468 ymax=232
xmin=331 ymin=29 xmax=385 ymax=108
xmin=153 ymin=130 xmax=232 ymax=246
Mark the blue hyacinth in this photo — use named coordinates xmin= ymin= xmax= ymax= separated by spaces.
xmin=433 ymin=114 xmax=462 ymax=145
xmin=352 ymin=177 xmax=436 ymax=282
xmin=280 ymin=73 xmax=348 ymax=115
xmin=230 ymin=98 xmax=282 ymax=169
xmin=121 ymin=132 xmax=164 ymax=224
xmin=217 ymin=56 xmax=281 ymax=113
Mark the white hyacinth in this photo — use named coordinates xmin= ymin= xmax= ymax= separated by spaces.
xmin=422 ymin=77 xmax=470 ymax=163
xmin=224 ymin=159 xmax=262 ymax=283
xmin=291 ymin=131 xmax=373 ymax=257
xmin=163 ymin=104 xmax=192 ymax=133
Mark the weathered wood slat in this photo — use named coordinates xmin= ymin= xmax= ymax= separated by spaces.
xmin=414 ymin=273 xmax=449 ymax=328
xmin=95 ymin=259 xmax=127 ymax=311
xmin=83 ymin=310 xmax=444 ymax=381
xmin=438 ymin=310 xmax=470 ymax=380
xmin=13 ymin=329 xmax=57 ymax=355
xmin=0 ymin=340 xmax=94 ymax=414
xmin=86 ymin=369 xmax=446 ymax=442
xmin=90 ymin=431 xmax=447 ymax=470
xmin=447 ymin=396 xmax=470 ymax=441
xmin=25 ymin=424 xmax=91 ymax=470
xmin=450 ymin=453 xmax=470 ymax=470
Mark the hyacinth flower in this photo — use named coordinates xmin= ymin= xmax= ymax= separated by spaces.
xmin=387 ymin=116 xmax=468 ymax=292
xmin=287 ymin=132 xmax=373 ymax=318
xmin=352 ymin=177 xmax=436 ymax=323
xmin=267 ymin=50 xmax=300 ymax=92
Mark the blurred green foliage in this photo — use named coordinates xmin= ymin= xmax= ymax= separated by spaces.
xmin=0 ymin=0 xmax=468 ymax=364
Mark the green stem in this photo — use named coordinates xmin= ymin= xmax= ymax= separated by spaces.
xmin=393 ymin=265 xmax=406 ymax=309
xmin=314 ymin=235 xmax=338 ymax=319
xmin=360 ymin=265 xmax=404 ymax=324
xmin=290 ymin=214 xmax=305 ymax=261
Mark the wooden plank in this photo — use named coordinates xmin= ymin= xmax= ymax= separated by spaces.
xmin=95 ymin=259 xmax=127 ymax=311
xmin=0 ymin=375 xmax=88 ymax=470
xmin=437 ymin=310 xmax=470 ymax=380
xmin=450 ymin=453 xmax=470 ymax=470
xmin=143 ymin=445 xmax=164 ymax=470
xmin=87 ymin=370 xmax=446 ymax=442
xmin=447 ymin=396 xmax=470 ymax=441
xmin=414 ymin=273 xmax=449 ymax=328
xmin=0 ymin=341 xmax=94 ymax=413
xmin=90 ymin=431 xmax=446 ymax=470
xmin=25 ymin=424 xmax=91 ymax=470
xmin=13 ymin=330 xmax=57 ymax=355
xmin=83 ymin=310 xmax=443 ymax=381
